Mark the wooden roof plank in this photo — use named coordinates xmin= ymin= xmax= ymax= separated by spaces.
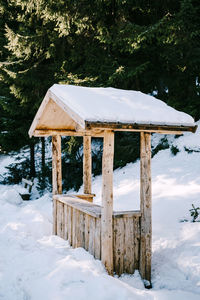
xmin=85 ymin=121 xmax=197 ymax=134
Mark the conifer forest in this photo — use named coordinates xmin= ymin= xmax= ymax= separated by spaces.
xmin=0 ymin=0 xmax=200 ymax=193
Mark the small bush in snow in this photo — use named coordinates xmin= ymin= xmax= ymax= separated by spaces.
xmin=170 ymin=145 xmax=179 ymax=156
xmin=189 ymin=204 xmax=200 ymax=222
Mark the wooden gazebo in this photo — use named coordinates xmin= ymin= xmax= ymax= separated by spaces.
xmin=29 ymin=84 xmax=196 ymax=286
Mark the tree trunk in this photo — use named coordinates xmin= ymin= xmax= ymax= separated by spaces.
xmin=30 ymin=142 xmax=36 ymax=177
xmin=41 ymin=137 xmax=45 ymax=176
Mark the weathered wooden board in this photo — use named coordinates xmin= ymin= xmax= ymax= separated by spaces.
xmin=67 ymin=206 xmax=72 ymax=245
xmin=140 ymin=132 xmax=152 ymax=283
xmin=85 ymin=120 xmax=197 ymax=134
xmin=83 ymin=136 xmax=92 ymax=195
xmin=64 ymin=204 xmax=68 ymax=240
xmin=88 ymin=217 xmax=95 ymax=256
xmin=56 ymin=201 xmax=62 ymax=237
xmin=94 ymin=218 xmax=101 ymax=260
xmin=53 ymin=198 xmax=57 ymax=235
xmin=101 ymin=130 xmax=114 ymax=275
xmin=84 ymin=214 xmax=90 ymax=251
xmin=54 ymin=196 xmax=141 ymax=277
xmin=134 ymin=216 xmax=140 ymax=270
xmin=52 ymin=135 xmax=62 ymax=195
xmin=113 ymin=217 xmax=124 ymax=276
xmin=124 ymin=217 xmax=134 ymax=274
xmin=79 ymin=211 xmax=85 ymax=248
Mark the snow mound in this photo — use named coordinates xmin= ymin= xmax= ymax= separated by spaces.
xmin=174 ymin=120 xmax=200 ymax=151
xmin=0 ymin=187 xmax=23 ymax=205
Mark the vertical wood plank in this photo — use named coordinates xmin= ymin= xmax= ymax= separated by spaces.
xmin=75 ymin=210 xmax=81 ymax=248
xmin=140 ymin=132 xmax=152 ymax=284
xmin=56 ymin=201 xmax=62 ymax=237
xmin=124 ymin=217 xmax=134 ymax=274
xmin=78 ymin=212 xmax=85 ymax=248
xmin=83 ymin=136 xmax=92 ymax=196
xmin=61 ymin=202 xmax=64 ymax=239
xmin=101 ymin=130 xmax=114 ymax=275
xmin=94 ymin=218 xmax=101 ymax=260
xmin=84 ymin=214 xmax=90 ymax=251
xmin=113 ymin=217 xmax=124 ymax=276
xmin=134 ymin=216 xmax=140 ymax=270
xmin=67 ymin=206 xmax=72 ymax=246
xmin=89 ymin=217 xmax=95 ymax=256
xmin=64 ymin=204 xmax=68 ymax=240
xmin=53 ymin=197 xmax=57 ymax=235
xmin=72 ymin=208 xmax=76 ymax=248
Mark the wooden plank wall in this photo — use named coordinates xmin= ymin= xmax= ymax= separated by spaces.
xmin=55 ymin=198 xmax=101 ymax=258
xmin=55 ymin=197 xmax=141 ymax=276
xmin=113 ymin=215 xmax=141 ymax=276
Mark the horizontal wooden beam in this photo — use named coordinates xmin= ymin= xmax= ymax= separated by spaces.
xmin=33 ymin=129 xmax=104 ymax=137
xmin=54 ymin=195 xmax=142 ymax=219
xmin=85 ymin=121 xmax=197 ymax=135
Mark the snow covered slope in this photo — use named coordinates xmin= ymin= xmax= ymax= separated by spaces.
xmin=0 ymin=122 xmax=200 ymax=299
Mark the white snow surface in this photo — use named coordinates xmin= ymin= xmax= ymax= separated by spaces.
xmin=0 ymin=123 xmax=200 ymax=299
xmin=50 ymin=84 xmax=195 ymax=126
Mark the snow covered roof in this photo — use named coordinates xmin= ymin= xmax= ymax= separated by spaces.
xmin=29 ymin=84 xmax=197 ymax=137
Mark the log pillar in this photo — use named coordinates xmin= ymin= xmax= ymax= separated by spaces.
xmin=52 ymin=135 xmax=62 ymax=235
xmin=101 ymin=130 xmax=114 ymax=275
xmin=83 ymin=136 xmax=92 ymax=195
xmin=139 ymin=132 xmax=152 ymax=286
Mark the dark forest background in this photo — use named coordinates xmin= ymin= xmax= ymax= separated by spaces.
xmin=0 ymin=0 xmax=200 ymax=193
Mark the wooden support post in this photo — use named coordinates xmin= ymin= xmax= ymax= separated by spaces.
xmin=139 ymin=132 xmax=152 ymax=286
xmin=101 ymin=130 xmax=114 ymax=275
xmin=83 ymin=136 xmax=92 ymax=195
xmin=52 ymin=135 xmax=62 ymax=235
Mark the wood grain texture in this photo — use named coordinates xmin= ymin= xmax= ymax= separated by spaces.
xmin=64 ymin=204 xmax=68 ymax=240
xmin=124 ymin=217 xmax=134 ymax=274
xmin=56 ymin=201 xmax=62 ymax=237
xmin=75 ymin=210 xmax=80 ymax=248
xmin=53 ymin=197 xmax=57 ymax=235
xmin=67 ymin=206 xmax=72 ymax=245
xmin=89 ymin=217 xmax=95 ymax=256
xmin=113 ymin=217 xmax=124 ymax=276
xmin=52 ymin=135 xmax=62 ymax=195
xmin=140 ymin=132 xmax=152 ymax=283
xmin=134 ymin=216 xmax=140 ymax=270
xmin=61 ymin=202 xmax=64 ymax=239
xmin=75 ymin=194 xmax=95 ymax=202
xmin=54 ymin=195 xmax=143 ymax=277
xmin=36 ymin=98 xmax=77 ymax=131
xmin=84 ymin=214 xmax=90 ymax=251
xmin=85 ymin=121 xmax=197 ymax=134
xmin=83 ymin=136 xmax=92 ymax=195
xmin=94 ymin=218 xmax=101 ymax=260
xmin=72 ymin=208 xmax=76 ymax=248
xmin=101 ymin=130 xmax=114 ymax=275
xmin=33 ymin=129 xmax=105 ymax=137
xmin=79 ymin=212 xmax=85 ymax=248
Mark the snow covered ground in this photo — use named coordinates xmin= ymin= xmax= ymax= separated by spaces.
xmin=0 ymin=123 xmax=200 ymax=300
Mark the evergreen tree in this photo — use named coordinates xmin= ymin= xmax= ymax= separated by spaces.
xmin=1 ymin=0 xmax=200 ymax=191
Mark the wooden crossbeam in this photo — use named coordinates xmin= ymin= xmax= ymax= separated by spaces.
xmin=85 ymin=121 xmax=197 ymax=134
xmin=33 ymin=129 xmax=104 ymax=137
